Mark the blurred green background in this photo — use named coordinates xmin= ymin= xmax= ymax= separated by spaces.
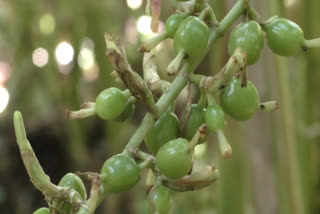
xmin=0 ymin=0 xmax=320 ymax=213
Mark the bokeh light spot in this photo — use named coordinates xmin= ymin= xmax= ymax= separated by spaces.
xmin=0 ymin=86 xmax=9 ymax=114
xmin=39 ymin=13 xmax=56 ymax=35
xmin=285 ymin=0 xmax=298 ymax=7
xmin=126 ymin=0 xmax=142 ymax=10
xmin=137 ymin=16 xmax=154 ymax=36
xmin=32 ymin=48 xmax=49 ymax=67
xmin=78 ymin=48 xmax=94 ymax=70
xmin=0 ymin=62 xmax=11 ymax=84
xmin=55 ymin=41 xmax=74 ymax=66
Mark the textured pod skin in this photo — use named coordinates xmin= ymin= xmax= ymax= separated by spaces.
xmin=56 ymin=173 xmax=87 ymax=214
xmin=33 ymin=208 xmax=51 ymax=214
xmin=174 ymin=16 xmax=209 ymax=62
xmin=181 ymin=104 xmax=206 ymax=141
xmin=156 ymin=138 xmax=192 ymax=179
xmin=145 ymin=112 xmax=180 ymax=155
xmin=205 ymin=104 xmax=226 ymax=132
xmin=101 ymin=154 xmax=140 ymax=193
xmin=148 ymin=185 xmax=173 ymax=214
xmin=264 ymin=17 xmax=304 ymax=56
xmin=165 ymin=14 xmax=188 ymax=38
xmin=95 ymin=88 xmax=127 ymax=120
xmin=220 ymin=77 xmax=259 ymax=121
xmin=228 ymin=21 xmax=264 ymax=65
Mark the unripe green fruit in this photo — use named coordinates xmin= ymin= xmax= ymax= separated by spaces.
xmin=145 ymin=112 xmax=180 ymax=155
xmin=228 ymin=21 xmax=264 ymax=65
xmin=174 ymin=16 xmax=209 ymax=62
xmin=156 ymin=138 xmax=193 ymax=179
xmin=264 ymin=16 xmax=304 ymax=56
xmin=101 ymin=154 xmax=140 ymax=193
xmin=95 ymin=88 xmax=128 ymax=120
xmin=205 ymin=104 xmax=226 ymax=132
xmin=113 ymin=98 xmax=135 ymax=122
xmin=33 ymin=208 xmax=51 ymax=214
xmin=181 ymin=104 xmax=206 ymax=141
xmin=58 ymin=173 xmax=87 ymax=199
xmin=165 ymin=14 xmax=188 ymax=38
xmin=220 ymin=77 xmax=259 ymax=121
xmin=148 ymin=185 xmax=173 ymax=214
xmin=56 ymin=173 xmax=87 ymax=214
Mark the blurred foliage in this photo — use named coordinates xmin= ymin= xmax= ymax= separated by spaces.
xmin=0 ymin=0 xmax=320 ymax=214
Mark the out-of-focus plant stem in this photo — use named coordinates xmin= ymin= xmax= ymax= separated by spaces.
xmin=300 ymin=0 xmax=320 ymax=212
xmin=269 ymin=1 xmax=306 ymax=214
xmin=209 ymin=0 xmax=226 ymax=74
xmin=63 ymin=0 xmax=92 ymax=168
xmin=296 ymin=56 xmax=312 ymax=214
xmin=218 ymin=124 xmax=247 ymax=214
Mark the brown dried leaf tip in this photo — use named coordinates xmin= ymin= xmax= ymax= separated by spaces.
xmin=104 ymin=33 xmax=158 ymax=116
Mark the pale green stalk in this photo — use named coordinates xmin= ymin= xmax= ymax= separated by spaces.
xmin=143 ymin=51 xmax=171 ymax=97
xmin=217 ymin=130 xmax=232 ymax=159
xmin=13 ymin=111 xmax=59 ymax=196
xmin=13 ymin=111 xmax=84 ymax=207
xmin=187 ymin=124 xmax=208 ymax=151
xmin=304 ymin=38 xmax=320 ymax=49
xmin=87 ymin=177 xmax=101 ymax=214
xmin=258 ymin=101 xmax=279 ymax=112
